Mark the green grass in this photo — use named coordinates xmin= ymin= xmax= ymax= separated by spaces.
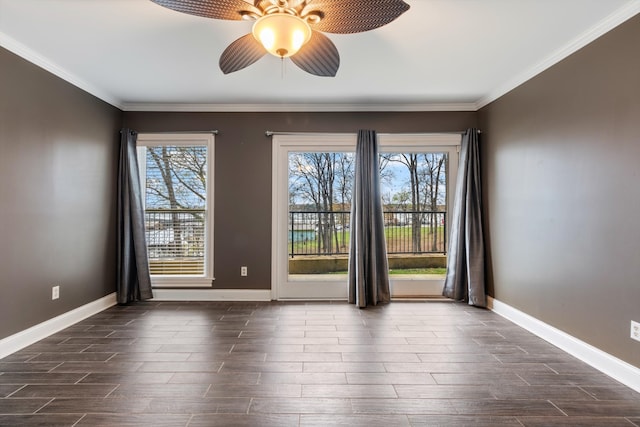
xmin=327 ymin=267 xmax=446 ymax=275
xmin=389 ymin=267 xmax=446 ymax=275
xmin=290 ymin=225 xmax=446 ymax=255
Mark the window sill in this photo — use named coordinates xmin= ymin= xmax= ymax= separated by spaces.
xmin=151 ymin=276 xmax=214 ymax=288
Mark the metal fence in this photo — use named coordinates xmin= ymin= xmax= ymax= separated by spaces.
xmin=145 ymin=209 xmax=205 ymax=275
xmin=144 ymin=209 xmax=446 ymax=274
xmin=289 ymin=210 xmax=446 ymax=257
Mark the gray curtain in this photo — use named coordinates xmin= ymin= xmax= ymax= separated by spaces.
xmin=443 ymin=128 xmax=486 ymax=307
xmin=348 ymin=130 xmax=390 ymax=308
xmin=117 ymin=129 xmax=153 ymax=304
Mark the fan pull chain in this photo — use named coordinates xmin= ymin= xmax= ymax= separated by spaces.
xmin=281 ymin=57 xmax=286 ymax=79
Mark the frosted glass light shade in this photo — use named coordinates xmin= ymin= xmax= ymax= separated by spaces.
xmin=252 ymin=13 xmax=311 ymax=58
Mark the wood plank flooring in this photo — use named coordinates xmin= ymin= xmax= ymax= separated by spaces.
xmin=1 ymin=300 xmax=639 ymax=426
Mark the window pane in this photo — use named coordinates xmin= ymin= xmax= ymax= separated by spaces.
xmin=144 ymin=146 xmax=206 ymax=210
xmin=143 ymin=145 xmax=207 ymax=276
xmin=380 ymin=152 xmax=448 ymax=277
xmin=288 ymin=152 xmax=354 ymax=277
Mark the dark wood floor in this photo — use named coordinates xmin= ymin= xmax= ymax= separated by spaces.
xmin=0 ymin=300 xmax=639 ymax=426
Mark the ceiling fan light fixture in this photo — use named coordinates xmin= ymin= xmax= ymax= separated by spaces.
xmin=252 ymin=13 xmax=311 ymax=58
xmin=151 ymin=0 xmax=410 ymax=76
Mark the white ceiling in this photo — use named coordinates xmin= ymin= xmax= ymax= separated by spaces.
xmin=0 ymin=0 xmax=638 ymax=112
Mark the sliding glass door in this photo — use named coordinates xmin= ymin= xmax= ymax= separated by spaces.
xmin=272 ymin=133 xmax=459 ymax=300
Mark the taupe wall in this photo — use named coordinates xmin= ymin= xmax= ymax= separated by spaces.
xmin=0 ymin=47 xmax=122 ymax=339
xmin=479 ymin=14 xmax=640 ymax=367
xmin=123 ymin=112 xmax=477 ymax=290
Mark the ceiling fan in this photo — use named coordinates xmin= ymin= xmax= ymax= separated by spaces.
xmin=150 ymin=0 xmax=410 ymax=77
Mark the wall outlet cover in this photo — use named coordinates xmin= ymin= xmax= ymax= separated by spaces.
xmin=631 ymin=320 xmax=640 ymax=342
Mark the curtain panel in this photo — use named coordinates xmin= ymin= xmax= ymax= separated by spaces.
xmin=348 ymin=130 xmax=390 ymax=308
xmin=442 ymin=128 xmax=486 ymax=307
xmin=116 ymin=129 xmax=153 ymax=304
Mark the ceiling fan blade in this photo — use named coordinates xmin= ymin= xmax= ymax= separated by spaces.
xmin=290 ymin=31 xmax=340 ymax=77
xmin=302 ymin=0 xmax=410 ymax=34
xmin=219 ymin=34 xmax=266 ymax=74
xmin=151 ymin=0 xmax=261 ymax=21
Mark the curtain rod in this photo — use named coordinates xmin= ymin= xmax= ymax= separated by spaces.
xmin=137 ymin=130 xmax=219 ymax=135
xmin=378 ymin=130 xmax=481 ymax=135
xmin=265 ymin=130 xmax=479 ymax=137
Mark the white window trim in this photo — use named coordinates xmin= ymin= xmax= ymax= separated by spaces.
xmin=137 ymin=133 xmax=215 ymax=288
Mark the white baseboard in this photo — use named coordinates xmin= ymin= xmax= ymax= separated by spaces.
xmin=0 ymin=292 xmax=117 ymax=359
xmin=152 ymin=289 xmax=272 ymax=301
xmin=487 ymin=296 xmax=640 ymax=393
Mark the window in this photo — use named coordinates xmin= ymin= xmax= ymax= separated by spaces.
xmin=137 ymin=133 xmax=214 ymax=287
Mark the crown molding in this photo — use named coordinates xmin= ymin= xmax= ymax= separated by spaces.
xmin=0 ymin=31 xmax=124 ymax=110
xmin=476 ymin=1 xmax=640 ymax=110
xmin=120 ymin=102 xmax=479 ymax=113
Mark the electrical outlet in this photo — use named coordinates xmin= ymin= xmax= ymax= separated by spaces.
xmin=631 ymin=321 xmax=640 ymax=342
xmin=52 ymin=285 xmax=60 ymax=300
xmin=241 ymin=266 xmax=248 ymax=277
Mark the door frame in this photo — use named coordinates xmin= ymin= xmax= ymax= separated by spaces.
xmin=271 ymin=134 xmax=356 ymax=300
xmin=271 ymin=133 xmax=461 ymax=300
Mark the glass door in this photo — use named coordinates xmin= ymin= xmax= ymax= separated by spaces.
xmin=273 ymin=134 xmax=356 ymax=299
xmin=272 ymin=133 xmax=460 ymax=300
